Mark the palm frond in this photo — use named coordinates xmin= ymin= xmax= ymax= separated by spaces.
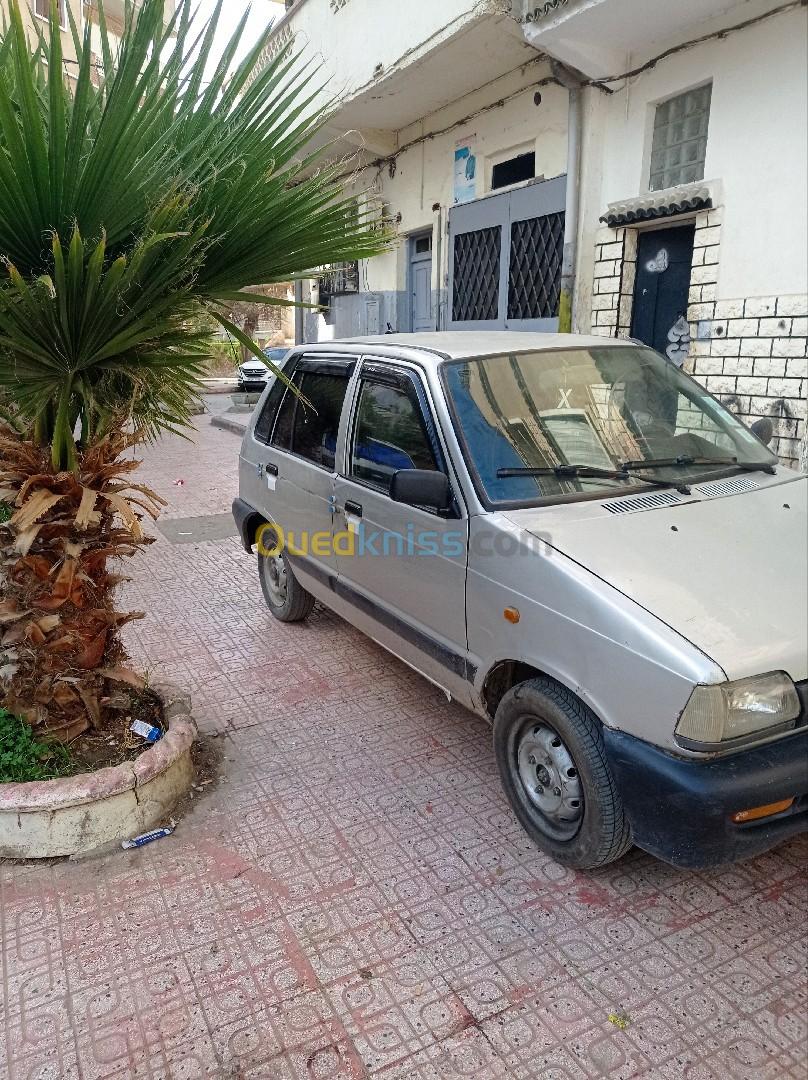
xmin=0 ymin=0 xmax=394 ymax=469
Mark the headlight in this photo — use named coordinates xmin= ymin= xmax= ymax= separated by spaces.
xmin=676 ymin=672 xmax=801 ymax=748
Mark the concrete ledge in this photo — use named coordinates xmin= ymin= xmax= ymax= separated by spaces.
xmin=211 ymin=414 xmax=248 ymax=436
xmin=201 ymin=378 xmax=238 ymax=394
xmin=0 ymin=681 xmax=197 ymax=859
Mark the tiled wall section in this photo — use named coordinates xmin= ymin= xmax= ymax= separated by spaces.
xmin=590 ymin=211 xmax=807 ymax=468
xmin=590 ymin=227 xmax=636 ymax=338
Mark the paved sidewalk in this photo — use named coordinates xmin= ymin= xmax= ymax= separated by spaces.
xmin=2 ymin=420 xmax=806 ymax=1080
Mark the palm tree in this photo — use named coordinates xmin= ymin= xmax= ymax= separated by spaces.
xmin=0 ymin=0 xmax=392 ymax=741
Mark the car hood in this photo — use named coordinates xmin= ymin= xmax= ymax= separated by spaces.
xmin=503 ymin=474 xmax=808 ymax=682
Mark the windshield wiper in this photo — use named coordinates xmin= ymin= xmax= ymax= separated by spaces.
xmin=621 ymin=455 xmax=776 ymax=474
xmin=496 ymin=465 xmax=692 ymax=494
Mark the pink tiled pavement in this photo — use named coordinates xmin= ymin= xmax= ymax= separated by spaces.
xmin=2 ymin=418 xmax=806 ymax=1080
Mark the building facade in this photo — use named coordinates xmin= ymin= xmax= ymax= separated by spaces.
xmin=2 ymin=0 xmax=83 ymax=67
xmin=1 ymin=1 xmax=175 ymax=75
xmin=265 ymin=0 xmax=806 ymax=468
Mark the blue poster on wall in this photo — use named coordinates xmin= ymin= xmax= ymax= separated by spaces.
xmin=454 ymin=143 xmax=477 ymax=205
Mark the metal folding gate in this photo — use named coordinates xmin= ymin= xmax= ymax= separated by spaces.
xmin=447 ymin=175 xmax=566 ymax=332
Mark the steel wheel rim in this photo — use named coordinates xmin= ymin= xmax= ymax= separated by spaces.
xmin=514 ymin=720 xmax=584 ymax=841
xmin=261 ymin=554 xmax=288 ymax=606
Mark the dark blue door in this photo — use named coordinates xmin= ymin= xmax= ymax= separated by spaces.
xmin=631 ymin=225 xmax=695 ymax=366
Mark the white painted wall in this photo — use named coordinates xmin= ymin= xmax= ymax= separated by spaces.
xmin=353 ymin=63 xmax=569 ymax=303
xmin=269 ymin=0 xmax=482 ymax=110
xmin=576 ymin=4 xmax=808 ymax=321
xmin=4 ymin=0 xmax=84 ymax=66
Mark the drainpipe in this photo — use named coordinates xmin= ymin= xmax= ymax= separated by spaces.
xmin=551 ymin=61 xmax=584 ymax=334
xmin=433 ymin=203 xmax=443 ymax=331
xmin=294 ymin=279 xmax=304 ymax=345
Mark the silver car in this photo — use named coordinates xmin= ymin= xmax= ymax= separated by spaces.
xmin=233 ymin=333 xmax=808 ymax=869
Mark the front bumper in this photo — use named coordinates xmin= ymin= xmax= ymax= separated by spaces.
xmin=603 ymin=727 xmax=808 ymax=868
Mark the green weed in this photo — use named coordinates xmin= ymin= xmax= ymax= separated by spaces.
xmin=0 ymin=708 xmax=74 ymax=783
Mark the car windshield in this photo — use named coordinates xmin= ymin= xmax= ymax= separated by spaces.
xmin=442 ymin=346 xmax=777 ymax=505
xmin=264 ymin=349 xmax=289 ymax=363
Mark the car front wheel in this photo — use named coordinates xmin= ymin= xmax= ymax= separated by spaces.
xmin=493 ymin=677 xmax=632 ymax=869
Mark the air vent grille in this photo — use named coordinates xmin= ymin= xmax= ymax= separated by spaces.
xmin=695 ymin=476 xmax=760 ymax=498
xmin=604 ymin=490 xmax=684 ymax=515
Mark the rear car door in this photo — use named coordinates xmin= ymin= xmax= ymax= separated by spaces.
xmin=247 ymin=354 xmax=357 ymax=593
xmin=333 ymin=360 xmax=472 ymax=703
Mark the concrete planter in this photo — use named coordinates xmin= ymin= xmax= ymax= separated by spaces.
xmin=0 ymin=681 xmax=197 ymax=859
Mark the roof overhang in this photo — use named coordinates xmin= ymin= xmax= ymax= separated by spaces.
xmin=600 ymin=182 xmax=713 ymax=228
xmin=519 ymin=0 xmax=768 ymax=80
xmin=326 ymin=11 xmax=540 ymax=138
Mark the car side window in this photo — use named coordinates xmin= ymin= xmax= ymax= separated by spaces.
xmin=270 ymin=370 xmax=300 ymax=451
xmin=291 ymin=370 xmax=351 ymax=469
xmin=254 ymin=372 xmax=291 ymax=444
xmin=351 ymin=376 xmax=438 ymax=494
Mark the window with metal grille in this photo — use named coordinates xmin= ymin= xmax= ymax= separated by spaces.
xmin=507 ymin=212 xmax=565 ymax=320
xmin=34 ymin=0 xmax=66 ymax=25
xmin=649 ymin=84 xmax=712 ymax=192
xmin=452 ymin=226 xmax=501 ymax=322
xmin=319 ymin=262 xmax=360 ymax=301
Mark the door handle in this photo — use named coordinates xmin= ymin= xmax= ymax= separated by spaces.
xmin=344 ymin=500 xmax=363 ymax=517
xmin=266 ymin=462 xmax=279 ymax=477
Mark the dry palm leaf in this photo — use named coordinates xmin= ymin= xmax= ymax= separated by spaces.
xmin=75 ymin=631 xmax=109 ymax=670
xmin=75 ymin=487 xmax=99 ymax=530
xmin=0 ymin=599 xmax=29 ymax=624
xmin=102 ymin=492 xmax=144 ymax=541
xmin=100 ymin=667 xmax=146 ymax=690
xmin=35 ymin=558 xmax=79 ymax=611
xmin=14 ymin=524 xmax=44 ymax=556
xmin=77 ymin=686 xmax=102 ymax=729
xmin=11 ymin=490 xmax=66 ymax=531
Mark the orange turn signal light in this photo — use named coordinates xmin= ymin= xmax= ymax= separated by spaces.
xmin=504 ymin=607 xmax=521 ymax=624
xmin=731 ymin=798 xmax=794 ymax=824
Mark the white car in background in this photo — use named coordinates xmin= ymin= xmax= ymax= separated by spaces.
xmin=237 ymin=348 xmax=291 ymax=394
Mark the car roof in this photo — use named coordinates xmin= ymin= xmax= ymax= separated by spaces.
xmin=299 ymin=332 xmax=636 ymax=368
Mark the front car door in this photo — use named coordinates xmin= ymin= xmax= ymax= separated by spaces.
xmin=248 ymin=354 xmax=357 ymax=596
xmin=333 ymin=360 xmax=472 ymax=704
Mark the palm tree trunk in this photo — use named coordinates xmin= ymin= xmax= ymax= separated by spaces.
xmin=0 ymin=427 xmax=162 ymax=741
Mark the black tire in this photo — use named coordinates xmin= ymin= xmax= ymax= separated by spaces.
xmin=258 ymin=549 xmax=315 ymax=623
xmin=493 ymin=677 xmax=632 ymax=869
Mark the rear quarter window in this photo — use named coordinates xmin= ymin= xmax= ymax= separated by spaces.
xmin=254 ymin=374 xmax=290 ymax=444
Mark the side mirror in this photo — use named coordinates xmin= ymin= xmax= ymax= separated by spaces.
xmin=751 ymin=417 xmax=774 ymax=446
xmin=390 ymin=469 xmax=451 ymax=512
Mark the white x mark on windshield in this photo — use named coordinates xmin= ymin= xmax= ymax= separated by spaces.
xmin=557 ymin=388 xmax=573 ymax=409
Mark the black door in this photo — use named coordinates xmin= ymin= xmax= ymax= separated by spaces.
xmin=631 ymin=225 xmax=695 ymax=366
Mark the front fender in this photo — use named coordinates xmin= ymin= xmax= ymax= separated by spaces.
xmin=467 ymin=516 xmax=724 ymax=752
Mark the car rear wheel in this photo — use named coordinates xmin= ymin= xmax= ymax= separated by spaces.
xmin=493 ymin=677 xmax=632 ymax=868
xmin=258 ymin=549 xmax=315 ymax=623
